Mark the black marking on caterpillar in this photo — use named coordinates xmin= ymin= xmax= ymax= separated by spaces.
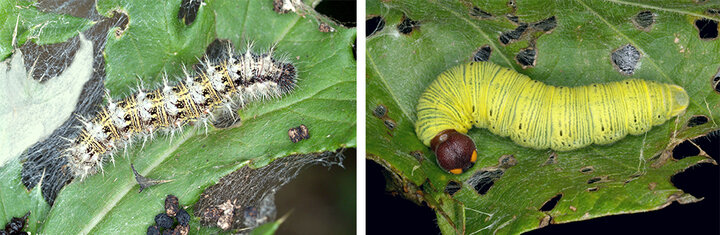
xmin=66 ymin=39 xmax=297 ymax=179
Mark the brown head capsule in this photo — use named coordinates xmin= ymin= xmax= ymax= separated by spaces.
xmin=430 ymin=129 xmax=477 ymax=174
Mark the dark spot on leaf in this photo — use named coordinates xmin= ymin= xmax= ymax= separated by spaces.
xmin=2 ymin=211 xmax=29 ymax=234
xmin=410 ymin=150 xmax=425 ymax=163
xmin=516 ymin=47 xmax=536 ymax=68
xmin=586 ymin=187 xmax=599 ymax=192
xmin=288 ymin=124 xmax=310 ymax=143
xmin=472 ymin=45 xmax=492 ymax=62
xmin=507 ymin=0 xmax=517 ymax=10
xmin=539 ymin=193 xmax=562 ymax=212
xmin=713 ymin=68 xmax=720 ymax=93
xmin=444 ymin=181 xmax=462 ymax=196
xmin=273 ymin=0 xmax=293 ymax=14
xmin=165 ymin=195 xmax=180 ymax=217
xmin=373 ymin=104 xmax=387 ymax=118
xmin=366 ymin=16 xmax=385 ymax=37
xmin=688 ymin=115 xmax=709 ymax=127
xmin=587 ymin=176 xmax=609 ymax=184
xmin=695 ymin=18 xmax=719 ymax=39
xmin=632 ymin=10 xmax=655 ymax=31
xmin=498 ymin=154 xmax=517 ymax=169
xmin=384 ymin=119 xmax=396 ymax=131
xmin=542 ymin=152 xmax=558 ymax=166
xmin=708 ymin=9 xmax=720 ymax=16
xmin=648 ymin=182 xmax=657 ymax=191
xmin=506 ymin=14 xmax=520 ymax=24
xmin=532 ymin=16 xmax=557 ymax=32
xmin=466 ymin=169 xmax=504 ymax=195
xmin=611 ymin=44 xmax=642 ymax=75
xmin=499 ymin=23 xmax=528 ymax=45
xmin=397 ymin=15 xmax=419 ymax=34
xmin=178 ymin=0 xmax=202 ymax=25
xmin=470 ymin=7 xmax=492 ymax=19
xmin=318 ymin=22 xmax=335 ymax=33
xmin=625 ymin=173 xmax=642 ymax=184
xmin=580 ymin=166 xmax=594 ymax=174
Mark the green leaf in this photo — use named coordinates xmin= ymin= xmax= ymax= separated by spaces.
xmin=0 ymin=0 xmax=94 ymax=60
xmin=0 ymin=160 xmax=50 ymax=234
xmin=366 ymin=0 xmax=719 ymax=234
xmin=29 ymin=0 xmax=354 ymax=234
xmin=250 ymin=213 xmax=289 ymax=235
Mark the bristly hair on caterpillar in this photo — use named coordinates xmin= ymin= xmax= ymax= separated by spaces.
xmin=66 ymin=39 xmax=297 ymax=179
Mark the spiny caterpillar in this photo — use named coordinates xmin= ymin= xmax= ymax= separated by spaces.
xmin=67 ymin=40 xmax=297 ymax=179
xmin=415 ymin=61 xmax=689 ymax=174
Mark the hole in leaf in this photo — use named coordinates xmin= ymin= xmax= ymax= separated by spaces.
xmin=672 ymin=139 xmax=700 ymax=160
xmin=470 ymin=7 xmax=492 ymax=19
xmin=586 ymin=187 xmax=598 ymax=192
xmin=539 ymin=193 xmax=562 ymax=212
xmin=315 ymin=0 xmax=356 ymax=27
xmin=466 ymin=169 xmax=504 ymax=195
xmin=472 ymin=45 xmax=492 ymax=61
xmin=632 ymin=10 xmax=655 ymax=31
xmin=695 ymin=18 xmax=718 ymax=40
xmin=516 ymin=47 xmax=536 ymax=68
xmin=367 ymin=160 xmax=440 ymax=234
xmin=373 ymin=104 xmax=388 ymax=118
xmin=111 ymin=10 xmax=130 ymax=39
xmin=532 ymin=16 xmax=557 ymax=32
xmin=611 ymin=44 xmax=642 ymax=75
xmin=366 ymin=16 xmax=385 ymax=37
xmin=472 ymin=45 xmax=492 ymax=62
xmin=499 ymin=23 xmax=528 ymax=45
xmin=687 ymin=115 xmax=709 ymax=127
xmin=178 ymin=0 xmax=202 ymax=25
xmin=672 ymin=162 xmax=718 ymax=200
xmin=397 ymin=15 xmax=419 ymax=34
xmin=445 ymin=181 xmax=462 ymax=196
xmin=579 ymin=166 xmax=594 ymax=174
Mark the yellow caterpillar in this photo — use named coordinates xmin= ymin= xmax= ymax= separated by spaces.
xmin=415 ymin=61 xmax=688 ymax=174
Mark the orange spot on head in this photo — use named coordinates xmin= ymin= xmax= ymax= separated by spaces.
xmin=470 ymin=150 xmax=477 ymax=163
xmin=449 ymin=168 xmax=463 ymax=174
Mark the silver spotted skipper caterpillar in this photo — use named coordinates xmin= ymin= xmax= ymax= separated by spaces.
xmin=415 ymin=61 xmax=689 ymax=174
xmin=67 ymin=40 xmax=297 ymax=179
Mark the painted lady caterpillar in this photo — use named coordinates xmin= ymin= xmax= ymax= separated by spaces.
xmin=415 ymin=61 xmax=689 ymax=174
xmin=67 ymin=40 xmax=297 ymax=179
